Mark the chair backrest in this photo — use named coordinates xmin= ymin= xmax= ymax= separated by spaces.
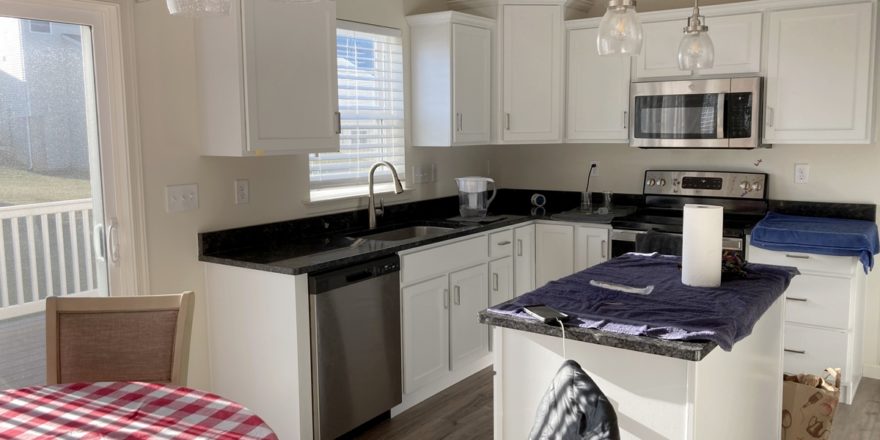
xmin=45 ymin=292 xmax=194 ymax=386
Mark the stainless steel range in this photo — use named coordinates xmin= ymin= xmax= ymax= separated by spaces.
xmin=610 ymin=170 xmax=769 ymax=259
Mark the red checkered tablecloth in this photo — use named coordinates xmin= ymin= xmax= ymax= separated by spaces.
xmin=0 ymin=381 xmax=278 ymax=439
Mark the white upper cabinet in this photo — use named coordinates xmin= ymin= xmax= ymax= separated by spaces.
xmin=408 ymin=12 xmax=494 ymax=147
xmin=566 ymin=24 xmax=631 ymax=142
xmin=634 ymin=13 xmax=762 ymax=79
xmin=195 ymin=0 xmax=340 ymax=156
xmin=501 ymin=5 xmax=564 ymax=143
xmin=764 ymin=2 xmax=874 ymax=144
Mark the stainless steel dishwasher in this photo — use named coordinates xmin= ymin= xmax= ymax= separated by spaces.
xmin=308 ymin=255 xmax=401 ymax=439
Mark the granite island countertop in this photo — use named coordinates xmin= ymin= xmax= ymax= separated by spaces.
xmin=479 ymin=310 xmax=717 ymax=361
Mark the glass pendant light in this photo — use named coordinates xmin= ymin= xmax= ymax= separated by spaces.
xmin=165 ymin=0 xmax=231 ymax=17
xmin=677 ymin=0 xmax=714 ymax=70
xmin=597 ymin=0 xmax=643 ymax=56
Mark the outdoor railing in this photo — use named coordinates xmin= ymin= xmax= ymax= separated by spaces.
xmin=0 ymin=199 xmax=99 ymax=315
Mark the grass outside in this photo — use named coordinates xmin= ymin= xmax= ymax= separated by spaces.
xmin=0 ymin=167 xmax=91 ymax=206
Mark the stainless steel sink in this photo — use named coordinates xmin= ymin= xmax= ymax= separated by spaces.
xmin=354 ymin=225 xmax=456 ymax=242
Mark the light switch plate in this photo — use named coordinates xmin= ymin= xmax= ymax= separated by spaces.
xmin=412 ymin=163 xmax=436 ymax=184
xmin=166 ymin=184 xmax=199 ymax=213
xmin=234 ymin=179 xmax=249 ymax=205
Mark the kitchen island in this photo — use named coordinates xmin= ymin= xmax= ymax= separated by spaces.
xmin=481 ymin=253 xmax=796 ymax=440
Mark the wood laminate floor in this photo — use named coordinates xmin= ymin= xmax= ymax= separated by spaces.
xmin=356 ymin=368 xmax=880 ymax=440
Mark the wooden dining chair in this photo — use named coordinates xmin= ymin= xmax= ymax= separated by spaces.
xmin=45 ymin=292 xmax=195 ymax=386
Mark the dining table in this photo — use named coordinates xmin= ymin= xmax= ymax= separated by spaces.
xmin=0 ymin=381 xmax=278 ymax=439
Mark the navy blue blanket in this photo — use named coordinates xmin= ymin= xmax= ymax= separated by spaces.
xmin=751 ymin=212 xmax=880 ymax=273
xmin=489 ymin=253 xmax=799 ymax=351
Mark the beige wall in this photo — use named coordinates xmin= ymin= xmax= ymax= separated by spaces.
xmin=131 ymin=0 xmax=880 ymax=390
xmin=132 ymin=0 xmax=486 ymax=389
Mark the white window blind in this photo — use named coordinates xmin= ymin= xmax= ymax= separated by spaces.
xmin=309 ymin=21 xmax=405 ymax=201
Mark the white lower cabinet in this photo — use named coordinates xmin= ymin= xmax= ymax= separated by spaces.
xmin=450 ymin=265 xmax=490 ymax=370
xmin=513 ymin=225 xmax=536 ymax=296
xmin=748 ymin=244 xmax=865 ymax=404
xmin=401 ymin=276 xmax=450 ymax=393
xmin=535 ymin=224 xmax=575 ymax=287
xmin=489 ymin=257 xmax=514 ymax=307
xmin=575 ymin=225 xmax=609 ymax=271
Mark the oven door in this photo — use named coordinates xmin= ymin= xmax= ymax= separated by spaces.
xmin=611 ymin=229 xmax=745 ymax=259
xmin=630 ymin=78 xmax=759 ymax=149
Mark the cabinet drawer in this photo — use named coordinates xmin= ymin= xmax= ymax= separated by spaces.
xmin=784 ymin=274 xmax=852 ymax=330
xmin=401 ymin=236 xmax=488 ymax=285
xmin=783 ymin=324 xmax=848 ymax=377
xmin=489 ymin=230 xmax=514 ymax=258
xmin=748 ymin=245 xmax=856 ymax=276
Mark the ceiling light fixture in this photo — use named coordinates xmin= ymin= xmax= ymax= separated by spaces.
xmin=597 ymin=0 xmax=643 ymax=56
xmin=165 ymin=0 xmax=231 ymax=17
xmin=677 ymin=0 xmax=714 ymax=70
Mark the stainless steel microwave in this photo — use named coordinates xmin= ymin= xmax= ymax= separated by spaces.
xmin=629 ymin=77 xmax=762 ymax=149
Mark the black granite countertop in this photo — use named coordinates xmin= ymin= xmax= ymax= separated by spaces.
xmin=479 ymin=310 xmax=717 ymax=361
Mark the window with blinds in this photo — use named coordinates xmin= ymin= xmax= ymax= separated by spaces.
xmin=309 ymin=21 xmax=405 ymax=201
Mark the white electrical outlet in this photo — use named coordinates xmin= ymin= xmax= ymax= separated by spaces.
xmin=589 ymin=161 xmax=599 ymax=177
xmin=234 ymin=179 xmax=250 ymax=205
xmin=794 ymin=163 xmax=810 ymax=184
xmin=166 ymin=184 xmax=199 ymax=213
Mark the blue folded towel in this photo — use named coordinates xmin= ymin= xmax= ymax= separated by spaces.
xmin=751 ymin=212 xmax=880 ymax=273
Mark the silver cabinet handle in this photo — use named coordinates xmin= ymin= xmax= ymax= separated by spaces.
xmin=459 ymin=112 xmax=463 ymax=132
xmin=334 ymin=111 xmax=342 ymax=134
xmin=492 ymin=273 xmax=499 ymax=291
xmin=505 ymin=113 xmax=511 ymax=130
xmin=785 ymin=254 xmax=810 ymax=260
xmin=443 ymin=289 xmax=449 ymax=309
xmin=516 ymin=239 xmax=523 ymax=256
xmin=497 ymin=240 xmax=512 ymax=246
xmin=622 ymin=110 xmax=628 ymax=129
xmin=601 ymin=240 xmax=607 ymax=259
xmin=767 ymin=107 xmax=774 ymax=128
xmin=784 ymin=348 xmax=806 ymax=354
xmin=786 ymin=296 xmax=808 ymax=302
xmin=453 ymin=286 xmax=461 ymax=305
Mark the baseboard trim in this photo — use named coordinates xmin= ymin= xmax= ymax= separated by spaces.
xmin=391 ymin=355 xmax=493 ymax=417
xmin=863 ymin=363 xmax=880 ymax=379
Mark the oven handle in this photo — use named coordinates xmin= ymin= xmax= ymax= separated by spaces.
xmin=611 ymin=229 xmax=743 ymax=251
xmin=716 ymin=93 xmax=725 ymax=140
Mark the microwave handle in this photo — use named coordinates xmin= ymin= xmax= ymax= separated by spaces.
xmin=716 ymin=93 xmax=725 ymax=140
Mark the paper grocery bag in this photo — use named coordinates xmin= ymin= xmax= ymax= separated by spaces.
xmin=781 ymin=368 xmax=841 ymax=440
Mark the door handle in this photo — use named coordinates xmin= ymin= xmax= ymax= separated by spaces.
xmin=716 ymin=93 xmax=726 ymax=140
xmin=497 ymin=240 xmax=511 ymax=246
xmin=492 ymin=273 xmax=499 ymax=291
xmin=784 ymin=348 xmax=806 ymax=354
xmin=767 ymin=106 xmax=774 ymax=128
xmin=516 ymin=239 xmax=523 ymax=256
xmin=505 ymin=113 xmax=511 ymax=130
xmin=459 ymin=113 xmax=463 ymax=132
xmin=601 ymin=240 xmax=607 ymax=259
xmin=107 ymin=219 xmax=120 ymax=263
xmin=93 ymin=224 xmax=106 ymax=262
xmin=334 ymin=111 xmax=342 ymax=134
xmin=785 ymin=254 xmax=810 ymax=260
xmin=622 ymin=110 xmax=628 ymax=129
xmin=453 ymin=286 xmax=461 ymax=305
xmin=443 ymin=289 xmax=449 ymax=309
xmin=785 ymin=296 xmax=808 ymax=302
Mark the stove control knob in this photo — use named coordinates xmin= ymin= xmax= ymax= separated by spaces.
xmin=658 ymin=179 xmax=667 ymax=187
xmin=751 ymin=182 xmax=762 ymax=191
xmin=647 ymin=178 xmax=657 ymax=187
xmin=739 ymin=181 xmax=750 ymax=191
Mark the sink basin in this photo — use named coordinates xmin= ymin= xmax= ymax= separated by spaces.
xmin=353 ymin=225 xmax=456 ymax=242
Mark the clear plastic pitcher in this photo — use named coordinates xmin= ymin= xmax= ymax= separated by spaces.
xmin=455 ymin=177 xmax=497 ymax=217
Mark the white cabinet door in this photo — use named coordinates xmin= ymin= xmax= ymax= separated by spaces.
xmin=489 ymin=257 xmax=514 ymax=306
xmin=240 ymin=0 xmax=339 ymax=154
xmin=450 ymin=264 xmax=489 ymax=370
xmin=453 ymin=23 xmax=492 ymax=145
xmin=535 ymin=224 xmax=575 ymax=287
xmin=501 ymin=5 xmax=563 ymax=143
xmin=764 ymin=3 xmax=873 ymax=144
xmin=402 ymin=276 xmax=450 ymax=393
xmin=566 ymin=27 xmax=630 ymax=142
xmin=575 ymin=226 xmax=609 ymax=272
xmin=514 ymin=225 xmax=536 ymax=296
xmin=634 ymin=13 xmax=762 ymax=79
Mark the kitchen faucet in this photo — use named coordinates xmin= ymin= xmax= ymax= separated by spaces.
xmin=368 ymin=161 xmax=405 ymax=229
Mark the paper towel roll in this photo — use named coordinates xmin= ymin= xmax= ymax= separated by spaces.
xmin=682 ymin=204 xmax=723 ymax=288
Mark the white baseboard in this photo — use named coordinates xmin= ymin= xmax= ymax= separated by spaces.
xmin=863 ymin=363 xmax=880 ymax=379
xmin=391 ymin=355 xmax=493 ymax=417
